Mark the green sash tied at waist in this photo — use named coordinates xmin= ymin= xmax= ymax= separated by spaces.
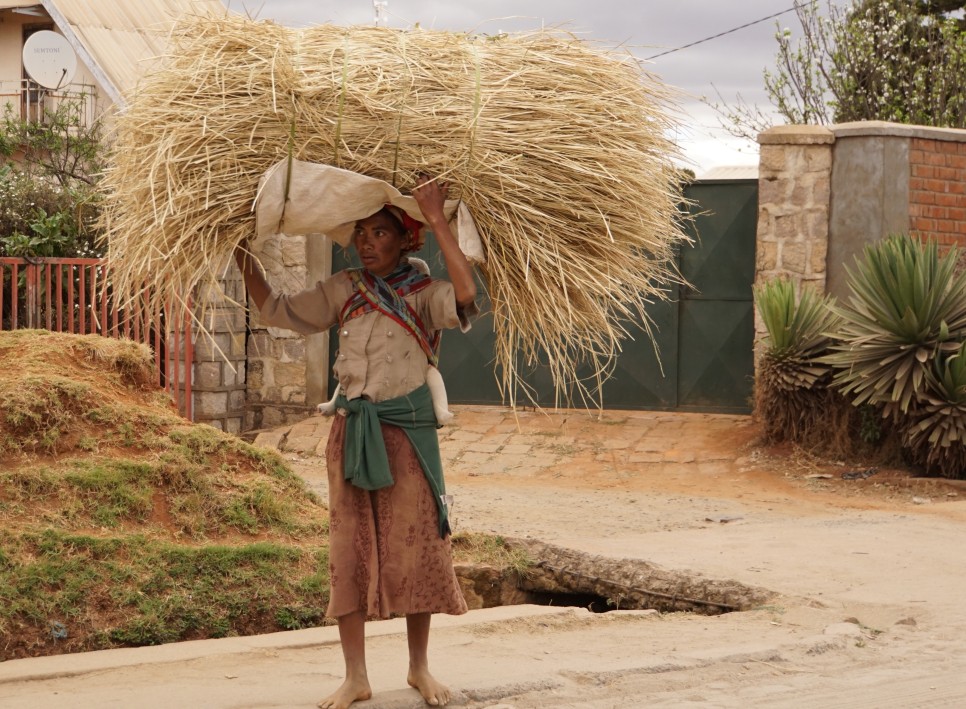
xmin=336 ymin=383 xmax=450 ymax=537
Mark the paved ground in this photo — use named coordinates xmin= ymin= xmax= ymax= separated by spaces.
xmin=2 ymin=406 xmax=966 ymax=708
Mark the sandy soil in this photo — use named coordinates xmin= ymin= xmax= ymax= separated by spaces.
xmin=3 ymin=406 xmax=966 ymax=708
xmin=284 ymin=407 xmax=966 ymax=707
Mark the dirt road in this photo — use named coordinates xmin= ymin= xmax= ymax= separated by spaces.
xmin=2 ymin=406 xmax=965 ymax=708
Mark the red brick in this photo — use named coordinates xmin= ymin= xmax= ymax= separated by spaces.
xmin=924 ymin=205 xmax=949 ymax=219
xmin=936 ymin=232 xmax=965 ymax=245
xmin=936 ymin=166 xmax=959 ymax=181
xmin=913 ymin=218 xmax=937 ymax=232
xmin=946 ymin=154 xmax=966 ymax=170
xmin=948 ymin=181 xmax=966 ymax=195
xmin=926 ymin=152 xmax=947 ymax=166
xmin=924 ymin=179 xmax=948 ymax=192
xmin=936 ymin=193 xmax=965 ymax=208
xmin=946 ymin=207 xmax=966 ymax=221
xmin=912 ymin=191 xmax=936 ymax=206
xmin=911 ymin=164 xmax=936 ymax=179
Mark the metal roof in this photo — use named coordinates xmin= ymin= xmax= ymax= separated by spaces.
xmin=2 ymin=0 xmax=228 ymax=106
xmin=697 ymin=165 xmax=759 ymax=181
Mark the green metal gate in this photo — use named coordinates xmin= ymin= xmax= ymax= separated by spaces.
xmin=330 ymin=178 xmax=757 ymax=412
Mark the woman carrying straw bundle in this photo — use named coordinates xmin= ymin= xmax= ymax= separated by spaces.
xmin=235 ymin=175 xmax=476 ymax=709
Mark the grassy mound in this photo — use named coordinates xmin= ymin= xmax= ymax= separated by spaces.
xmin=0 ymin=330 xmax=331 ymax=659
xmin=0 ymin=331 xmax=528 ymax=660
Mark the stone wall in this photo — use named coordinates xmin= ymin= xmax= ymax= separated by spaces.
xmin=757 ymin=121 xmax=966 ymax=307
xmin=182 ymin=123 xmax=966 ymax=432
xmin=756 ymin=125 xmax=833 ymax=296
xmin=242 ymin=233 xmax=332 ymax=432
xmin=190 ymin=265 xmax=247 ymax=434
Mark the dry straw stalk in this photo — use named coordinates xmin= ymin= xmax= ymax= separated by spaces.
xmin=101 ymin=13 xmax=690 ymax=409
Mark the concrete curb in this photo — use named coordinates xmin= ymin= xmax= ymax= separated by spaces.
xmin=0 ymin=605 xmax=572 ymax=685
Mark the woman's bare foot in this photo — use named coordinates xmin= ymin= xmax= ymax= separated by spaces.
xmin=408 ymin=666 xmax=452 ymax=706
xmin=317 ymin=676 xmax=372 ymax=709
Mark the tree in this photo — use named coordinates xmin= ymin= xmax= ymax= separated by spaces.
xmin=717 ymin=0 xmax=966 ymax=139
xmin=0 ymin=94 xmax=105 ymax=257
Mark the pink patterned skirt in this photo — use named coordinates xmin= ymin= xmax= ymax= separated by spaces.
xmin=324 ymin=415 xmax=468 ymax=620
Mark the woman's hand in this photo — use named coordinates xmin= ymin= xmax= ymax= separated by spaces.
xmin=410 ymin=173 xmax=476 ymax=308
xmin=234 ymin=240 xmax=272 ymax=311
xmin=411 ymin=174 xmax=449 ymax=228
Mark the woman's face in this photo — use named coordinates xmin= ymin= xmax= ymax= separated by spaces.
xmin=352 ymin=211 xmax=406 ymax=277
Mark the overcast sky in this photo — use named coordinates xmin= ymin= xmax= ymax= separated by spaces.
xmin=221 ymin=0 xmax=822 ymax=175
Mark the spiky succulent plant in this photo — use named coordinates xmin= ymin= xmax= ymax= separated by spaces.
xmin=754 ymin=277 xmax=842 ymax=443
xmin=903 ymin=343 xmax=966 ymax=477
xmin=827 ymin=235 xmax=966 ymax=418
xmin=826 ymin=235 xmax=966 ymax=478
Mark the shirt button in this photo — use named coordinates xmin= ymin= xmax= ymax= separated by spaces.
xmin=339 ymin=353 xmax=346 ymax=359
xmin=387 ymin=330 xmax=394 ymax=337
xmin=342 ymin=329 xmax=349 ymax=336
xmin=386 ymin=355 xmax=393 ymax=363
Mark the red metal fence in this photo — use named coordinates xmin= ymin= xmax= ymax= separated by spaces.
xmin=0 ymin=257 xmax=193 ymax=418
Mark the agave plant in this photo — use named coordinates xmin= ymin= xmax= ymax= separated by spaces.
xmin=903 ymin=343 xmax=966 ymax=478
xmin=827 ymin=235 xmax=966 ymax=419
xmin=754 ymin=277 xmax=842 ymax=443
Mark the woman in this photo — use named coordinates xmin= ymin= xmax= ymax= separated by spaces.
xmin=235 ymin=175 xmax=477 ymax=709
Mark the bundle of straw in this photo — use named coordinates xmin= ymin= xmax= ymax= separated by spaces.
xmin=101 ymin=13 xmax=690 ymax=408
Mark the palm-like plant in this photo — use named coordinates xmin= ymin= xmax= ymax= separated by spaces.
xmin=904 ymin=343 xmax=966 ymax=477
xmin=827 ymin=235 xmax=966 ymax=419
xmin=754 ymin=277 xmax=842 ymax=443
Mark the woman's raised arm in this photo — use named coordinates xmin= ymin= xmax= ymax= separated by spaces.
xmin=411 ymin=176 xmax=477 ymax=308
xmin=234 ymin=243 xmax=273 ymax=311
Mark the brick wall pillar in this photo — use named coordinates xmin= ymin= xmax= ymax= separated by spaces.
xmin=909 ymin=136 xmax=966 ymax=250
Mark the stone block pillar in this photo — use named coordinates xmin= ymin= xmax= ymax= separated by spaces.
xmin=190 ymin=265 xmax=248 ymax=434
xmin=754 ymin=126 xmax=834 ymax=346
xmin=243 ymin=233 xmax=332 ymax=432
xmin=756 ymin=125 xmax=834 ymax=294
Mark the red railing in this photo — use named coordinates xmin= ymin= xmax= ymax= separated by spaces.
xmin=0 ymin=257 xmax=193 ymax=418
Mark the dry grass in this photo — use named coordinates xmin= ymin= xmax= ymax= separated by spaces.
xmin=100 ymin=14 xmax=690 ymax=408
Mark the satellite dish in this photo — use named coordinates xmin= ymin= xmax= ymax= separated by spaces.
xmin=22 ymin=31 xmax=77 ymax=90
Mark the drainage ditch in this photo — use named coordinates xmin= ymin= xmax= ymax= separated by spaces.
xmin=455 ymin=538 xmax=775 ymax=616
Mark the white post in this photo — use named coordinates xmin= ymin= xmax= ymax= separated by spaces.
xmin=373 ymin=0 xmax=388 ymax=27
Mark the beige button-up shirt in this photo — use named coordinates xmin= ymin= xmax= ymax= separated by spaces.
xmin=260 ymin=267 xmax=473 ymax=403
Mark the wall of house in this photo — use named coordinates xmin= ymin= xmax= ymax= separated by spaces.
xmin=0 ymin=9 xmax=107 ymax=119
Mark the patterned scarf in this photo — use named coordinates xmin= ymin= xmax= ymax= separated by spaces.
xmin=340 ymin=261 xmax=440 ymax=366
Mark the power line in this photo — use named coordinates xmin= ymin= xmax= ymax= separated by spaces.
xmin=645 ymin=3 xmax=810 ymax=60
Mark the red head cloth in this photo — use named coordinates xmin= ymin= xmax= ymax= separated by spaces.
xmin=383 ymin=204 xmax=426 ymax=252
